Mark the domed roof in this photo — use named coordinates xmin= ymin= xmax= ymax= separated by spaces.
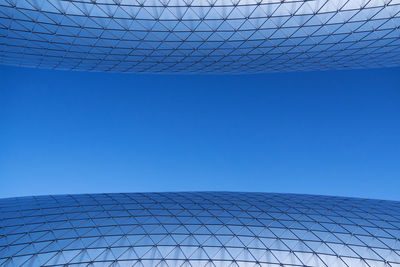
xmin=1 ymin=0 xmax=399 ymax=72
xmin=1 ymin=192 xmax=400 ymax=266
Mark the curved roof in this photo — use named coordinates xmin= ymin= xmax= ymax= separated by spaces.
xmin=0 ymin=0 xmax=399 ymax=72
xmin=1 ymin=192 xmax=400 ymax=266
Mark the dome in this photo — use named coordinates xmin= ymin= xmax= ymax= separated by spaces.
xmin=1 ymin=0 xmax=399 ymax=72
xmin=1 ymin=192 xmax=400 ymax=266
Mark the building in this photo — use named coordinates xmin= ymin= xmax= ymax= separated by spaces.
xmin=0 ymin=0 xmax=399 ymax=72
xmin=1 ymin=192 xmax=400 ymax=266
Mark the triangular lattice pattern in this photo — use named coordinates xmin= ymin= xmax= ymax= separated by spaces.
xmin=0 ymin=0 xmax=399 ymax=72
xmin=0 ymin=192 xmax=400 ymax=266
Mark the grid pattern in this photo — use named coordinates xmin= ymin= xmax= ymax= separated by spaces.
xmin=0 ymin=0 xmax=400 ymax=73
xmin=0 ymin=192 xmax=400 ymax=266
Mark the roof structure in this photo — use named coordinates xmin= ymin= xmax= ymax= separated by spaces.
xmin=1 ymin=192 xmax=400 ymax=266
xmin=0 ymin=0 xmax=399 ymax=72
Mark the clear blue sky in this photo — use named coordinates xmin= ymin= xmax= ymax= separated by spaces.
xmin=1 ymin=65 xmax=399 ymax=200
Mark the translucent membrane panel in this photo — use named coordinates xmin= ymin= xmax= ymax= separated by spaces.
xmin=0 ymin=192 xmax=400 ymax=266
xmin=0 ymin=0 xmax=399 ymax=73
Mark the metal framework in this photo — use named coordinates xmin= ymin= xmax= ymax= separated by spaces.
xmin=1 ymin=192 xmax=400 ymax=266
xmin=0 ymin=0 xmax=399 ymax=72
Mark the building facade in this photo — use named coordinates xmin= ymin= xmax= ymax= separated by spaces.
xmin=1 ymin=192 xmax=400 ymax=266
xmin=1 ymin=0 xmax=400 ymax=72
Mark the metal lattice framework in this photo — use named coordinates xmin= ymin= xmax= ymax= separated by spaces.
xmin=0 ymin=0 xmax=400 ymax=72
xmin=1 ymin=192 xmax=400 ymax=266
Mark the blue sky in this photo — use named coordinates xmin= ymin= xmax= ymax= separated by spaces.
xmin=1 ymin=65 xmax=399 ymax=200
